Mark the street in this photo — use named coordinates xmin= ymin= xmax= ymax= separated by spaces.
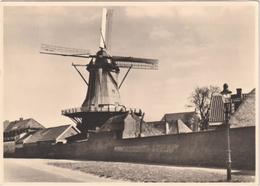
xmin=4 ymin=158 xmax=116 ymax=182
xmin=4 ymin=158 xmax=255 ymax=182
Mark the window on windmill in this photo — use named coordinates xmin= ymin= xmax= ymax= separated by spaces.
xmin=112 ymin=89 xmax=115 ymax=93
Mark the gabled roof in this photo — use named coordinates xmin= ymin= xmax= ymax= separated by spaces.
xmin=229 ymin=88 xmax=255 ymax=128
xmin=161 ymin=112 xmax=195 ymax=124
xmin=4 ymin=118 xmax=45 ymax=133
xmin=24 ymin=125 xmax=79 ymax=143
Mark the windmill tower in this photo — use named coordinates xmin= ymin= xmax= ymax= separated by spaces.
xmin=40 ymin=8 xmax=158 ymax=133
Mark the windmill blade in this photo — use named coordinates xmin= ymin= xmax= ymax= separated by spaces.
xmin=40 ymin=43 xmax=91 ymax=56
xmin=112 ymin=56 xmax=158 ymax=64
xmin=115 ymin=61 xmax=158 ymax=70
xmin=112 ymin=56 xmax=158 ymax=70
xmin=100 ymin=8 xmax=107 ymax=49
xmin=40 ymin=51 xmax=93 ymax=59
xmin=105 ymin=9 xmax=113 ymax=51
xmin=99 ymin=8 xmax=114 ymax=50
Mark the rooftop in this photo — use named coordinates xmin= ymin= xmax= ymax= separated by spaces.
xmin=4 ymin=118 xmax=45 ymax=133
xmin=23 ymin=125 xmax=79 ymax=143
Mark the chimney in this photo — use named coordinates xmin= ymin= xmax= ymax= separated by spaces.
xmin=3 ymin=120 xmax=10 ymax=130
xmin=236 ymin=88 xmax=242 ymax=97
xmin=19 ymin=117 xmax=23 ymax=121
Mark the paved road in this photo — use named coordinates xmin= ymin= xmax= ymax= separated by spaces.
xmin=4 ymin=158 xmax=116 ymax=182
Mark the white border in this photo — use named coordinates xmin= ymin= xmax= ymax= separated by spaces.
xmin=0 ymin=2 xmax=258 ymax=186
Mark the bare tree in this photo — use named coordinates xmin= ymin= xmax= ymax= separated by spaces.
xmin=188 ymin=86 xmax=220 ymax=130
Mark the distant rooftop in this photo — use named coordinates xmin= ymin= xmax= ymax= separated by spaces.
xmin=4 ymin=118 xmax=45 ymax=133
xmin=23 ymin=124 xmax=80 ymax=144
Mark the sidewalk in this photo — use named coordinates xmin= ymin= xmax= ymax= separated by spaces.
xmin=47 ymin=159 xmax=255 ymax=182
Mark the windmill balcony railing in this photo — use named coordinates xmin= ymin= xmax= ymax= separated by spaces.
xmin=61 ymin=105 xmax=142 ymax=115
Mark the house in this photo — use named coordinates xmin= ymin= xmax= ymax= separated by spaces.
xmin=161 ymin=111 xmax=199 ymax=131
xmin=16 ymin=124 xmax=80 ymax=148
xmin=99 ymin=112 xmax=192 ymax=139
xmin=100 ymin=112 xmax=144 ymax=139
xmin=231 ymin=88 xmax=251 ymax=112
xmin=146 ymin=119 xmax=192 ymax=135
xmin=4 ymin=118 xmax=45 ymax=142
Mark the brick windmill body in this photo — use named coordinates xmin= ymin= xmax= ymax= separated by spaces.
xmin=41 ymin=8 xmax=158 ymax=133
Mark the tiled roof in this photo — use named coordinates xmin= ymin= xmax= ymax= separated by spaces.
xmin=4 ymin=118 xmax=45 ymax=133
xmin=24 ymin=125 xmax=76 ymax=143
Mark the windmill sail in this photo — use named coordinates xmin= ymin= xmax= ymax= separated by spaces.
xmin=112 ymin=56 xmax=158 ymax=70
xmin=105 ymin=9 xmax=113 ymax=51
xmin=100 ymin=8 xmax=107 ymax=49
xmin=100 ymin=8 xmax=113 ymax=50
xmin=40 ymin=43 xmax=91 ymax=57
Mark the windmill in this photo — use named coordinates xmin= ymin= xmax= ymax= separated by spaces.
xmin=40 ymin=8 xmax=158 ymax=133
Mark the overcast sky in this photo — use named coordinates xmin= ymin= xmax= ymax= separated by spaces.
xmin=3 ymin=3 xmax=257 ymax=127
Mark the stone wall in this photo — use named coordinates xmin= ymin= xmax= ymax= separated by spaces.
xmin=11 ymin=126 xmax=255 ymax=170
xmin=3 ymin=141 xmax=15 ymax=157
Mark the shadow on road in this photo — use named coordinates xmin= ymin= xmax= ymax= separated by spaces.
xmin=232 ymin=170 xmax=255 ymax=176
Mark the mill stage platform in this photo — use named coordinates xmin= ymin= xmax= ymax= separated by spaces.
xmin=61 ymin=105 xmax=143 ymax=131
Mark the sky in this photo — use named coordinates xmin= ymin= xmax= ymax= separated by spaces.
xmin=3 ymin=3 xmax=258 ymax=127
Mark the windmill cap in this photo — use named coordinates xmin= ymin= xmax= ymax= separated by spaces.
xmin=96 ymin=49 xmax=108 ymax=57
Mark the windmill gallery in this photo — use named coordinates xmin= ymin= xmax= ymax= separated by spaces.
xmin=4 ymin=8 xmax=255 ymax=171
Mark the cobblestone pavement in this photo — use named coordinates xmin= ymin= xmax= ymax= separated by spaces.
xmin=48 ymin=159 xmax=255 ymax=182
